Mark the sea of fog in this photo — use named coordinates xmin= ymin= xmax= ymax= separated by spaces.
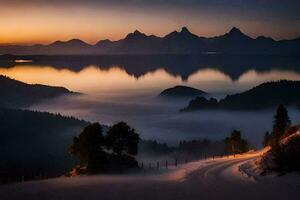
xmin=30 ymin=93 xmax=300 ymax=148
xmin=2 ymin=56 xmax=300 ymax=148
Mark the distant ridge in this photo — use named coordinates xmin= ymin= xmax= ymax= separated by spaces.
xmin=1 ymin=27 xmax=300 ymax=55
xmin=159 ymin=85 xmax=207 ymax=98
xmin=0 ymin=75 xmax=75 ymax=108
xmin=181 ymin=80 xmax=300 ymax=111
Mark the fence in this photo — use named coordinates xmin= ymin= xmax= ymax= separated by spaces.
xmin=138 ymin=153 xmax=233 ymax=170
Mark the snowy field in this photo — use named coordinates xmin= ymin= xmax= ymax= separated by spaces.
xmin=1 ymin=150 xmax=300 ymax=200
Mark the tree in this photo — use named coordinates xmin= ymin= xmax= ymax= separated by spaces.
xmin=106 ymin=122 xmax=140 ymax=157
xmin=262 ymin=131 xmax=271 ymax=147
xmin=224 ymin=130 xmax=249 ymax=154
xmin=270 ymin=104 xmax=291 ymax=147
xmin=69 ymin=123 xmax=108 ymax=173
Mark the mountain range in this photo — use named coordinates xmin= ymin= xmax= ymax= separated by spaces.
xmin=1 ymin=27 xmax=300 ymax=55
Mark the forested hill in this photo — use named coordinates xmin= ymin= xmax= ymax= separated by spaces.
xmin=0 ymin=75 xmax=75 ymax=108
xmin=0 ymin=108 xmax=89 ymax=183
xmin=181 ymin=80 xmax=300 ymax=111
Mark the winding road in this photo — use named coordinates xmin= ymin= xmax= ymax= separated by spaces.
xmin=1 ymin=150 xmax=300 ymax=200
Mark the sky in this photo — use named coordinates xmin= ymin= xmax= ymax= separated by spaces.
xmin=0 ymin=0 xmax=300 ymax=45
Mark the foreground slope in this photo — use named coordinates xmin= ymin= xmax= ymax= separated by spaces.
xmin=0 ymin=108 xmax=88 ymax=183
xmin=1 ymin=149 xmax=299 ymax=200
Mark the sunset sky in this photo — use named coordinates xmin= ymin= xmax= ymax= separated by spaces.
xmin=1 ymin=0 xmax=300 ymax=45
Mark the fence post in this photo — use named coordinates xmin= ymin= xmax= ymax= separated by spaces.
xmin=175 ymin=159 xmax=178 ymax=168
xmin=157 ymin=161 xmax=159 ymax=169
xmin=165 ymin=160 xmax=168 ymax=169
xmin=141 ymin=162 xmax=144 ymax=169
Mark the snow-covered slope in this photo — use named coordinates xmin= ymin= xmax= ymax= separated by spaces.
xmin=1 ymin=149 xmax=299 ymax=200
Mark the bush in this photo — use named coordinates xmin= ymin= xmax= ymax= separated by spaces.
xmin=272 ymin=134 xmax=300 ymax=173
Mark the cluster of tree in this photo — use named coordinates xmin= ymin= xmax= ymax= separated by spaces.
xmin=69 ymin=122 xmax=140 ymax=174
xmin=262 ymin=105 xmax=300 ymax=173
xmin=0 ymin=108 xmax=88 ymax=184
xmin=139 ymin=140 xmax=174 ymax=156
xmin=138 ymin=139 xmax=225 ymax=161
xmin=177 ymin=139 xmax=225 ymax=159
xmin=181 ymin=81 xmax=300 ymax=111
xmin=224 ymin=130 xmax=250 ymax=154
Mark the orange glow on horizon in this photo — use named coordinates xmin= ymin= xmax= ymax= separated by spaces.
xmin=0 ymin=3 xmax=298 ymax=45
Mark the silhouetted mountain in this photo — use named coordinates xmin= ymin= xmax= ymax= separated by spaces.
xmin=181 ymin=80 xmax=300 ymax=111
xmin=0 ymin=75 xmax=75 ymax=108
xmin=49 ymin=39 xmax=91 ymax=49
xmin=1 ymin=27 xmax=300 ymax=55
xmin=159 ymin=85 xmax=207 ymax=98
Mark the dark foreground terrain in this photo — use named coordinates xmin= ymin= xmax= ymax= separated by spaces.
xmin=1 ymin=150 xmax=299 ymax=200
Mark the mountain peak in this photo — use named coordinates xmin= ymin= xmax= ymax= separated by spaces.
xmin=164 ymin=27 xmax=198 ymax=39
xmin=229 ymin=27 xmax=242 ymax=35
xmin=133 ymin=30 xmax=143 ymax=35
xmin=181 ymin=27 xmax=190 ymax=34
xmin=125 ymin=30 xmax=147 ymax=40
xmin=50 ymin=39 xmax=88 ymax=46
xmin=225 ymin=27 xmax=252 ymax=40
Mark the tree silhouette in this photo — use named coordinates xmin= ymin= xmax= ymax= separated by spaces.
xmin=69 ymin=123 xmax=108 ymax=173
xmin=271 ymin=104 xmax=291 ymax=147
xmin=106 ymin=122 xmax=140 ymax=157
xmin=224 ymin=130 xmax=249 ymax=154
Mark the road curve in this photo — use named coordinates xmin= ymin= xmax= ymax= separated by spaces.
xmin=1 ymin=151 xmax=299 ymax=200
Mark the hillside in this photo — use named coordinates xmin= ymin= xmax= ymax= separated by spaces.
xmin=0 ymin=108 xmax=88 ymax=183
xmin=181 ymin=80 xmax=300 ymax=111
xmin=2 ymin=149 xmax=300 ymax=200
xmin=0 ymin=75 xmax=75 ymax=108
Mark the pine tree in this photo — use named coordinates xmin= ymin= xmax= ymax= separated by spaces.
xmin=271 ymin=104 xmax=291 ymax=147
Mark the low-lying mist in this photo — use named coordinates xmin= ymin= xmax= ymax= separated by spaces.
xmin=30 ymin=93 xmax=300 ymax=148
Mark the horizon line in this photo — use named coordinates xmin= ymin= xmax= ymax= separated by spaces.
xmin=1 ymin=26 xmax=299 ymax=46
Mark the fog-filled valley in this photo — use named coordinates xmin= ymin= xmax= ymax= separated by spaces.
xmin=1 ymin=55 xmax=300 ymax=184
xmin=29 ymin=94 xmax=300 ymax=148
xmin=1 ymin=55 xmax=300 ymax=148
